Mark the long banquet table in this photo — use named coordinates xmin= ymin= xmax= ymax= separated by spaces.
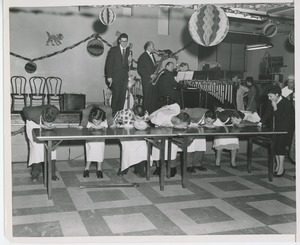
xmin=33 ymin=125 xmax=286 ymax=199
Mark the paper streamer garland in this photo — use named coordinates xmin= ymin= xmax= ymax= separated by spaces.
xmin=99 ymin=7 xmax=116 ymax=26
xmin=262 ymin=23 xmax=278 ymax=37
xmin=189 ymin=4 xmax=229 ymax=47
xmin=25 ymin=61 xmax=37 ymax=73
xmin=87 ymin=39 xmax=104 ymax=57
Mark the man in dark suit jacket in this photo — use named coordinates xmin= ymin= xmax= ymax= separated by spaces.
xmin=137 ymin=41 xmax=159 ymax=114
xmin=105 ymin=33 xmax=131 ymax=114
xmin=157 ymin=61 xmax=182 ymax=108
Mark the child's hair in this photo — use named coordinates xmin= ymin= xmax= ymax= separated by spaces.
xmin=132 ymin=104 xmax=146 ymax=118
xmin=204 ymin=110 xmax=217 ymax=120
xmin=42 ymin=107 xmax=59 ymax=122
xmin=231 ymin=110 xmax=245 ymax=120
xmin=88 ymin=106 xmax=106 ymax=122
xmin=268 ymin=85 xmax=282 ymax=96
xmin=245 ymin=76 xmax=254 ymax=84
xmin=175 ymin=112 xmax=191 ymax=125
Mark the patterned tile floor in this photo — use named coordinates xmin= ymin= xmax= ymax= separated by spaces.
xmin=11 ymin=153 xmax=296 ymax=237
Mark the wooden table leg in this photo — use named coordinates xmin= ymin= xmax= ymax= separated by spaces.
xmin=159 ymin=139 xmax=165 ymax=191
xmin=247 ymin=137 xmax=253 ymax=173
xmin=146 ymin=140 xmax=151 ymax=181
xmin=167 ymin=139 xmax=171 ymax=179
xmin=182 ymin=137 xmax=188 ymax=188
xmin=268 ymin=139 xmax=274 ymax=182
xmin=47 ymin=140 xmax=53 ymax=199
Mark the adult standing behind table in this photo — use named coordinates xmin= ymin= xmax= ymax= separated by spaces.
xmin=105 ymin=33 xmax=132 ymax=115
xmin=137 ymin=41 xmax=159 ymax=114
xmin=259 ymin=85 xmax=294 ymax=177
xmin=157 ymin=62 xmax=182 ymax=108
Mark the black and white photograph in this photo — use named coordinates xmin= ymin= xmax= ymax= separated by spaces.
xmin=3 ymin=0 xmax=298 ymax=243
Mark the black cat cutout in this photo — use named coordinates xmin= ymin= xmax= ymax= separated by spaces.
xmin=46 ymin=31 xmax=64 ymax=46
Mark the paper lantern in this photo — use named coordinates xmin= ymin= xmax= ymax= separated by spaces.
xmin=262 ymin=23 xmax=277 ymax=37
xmin=87 ymin=39 xmax=104 ymax=57
xmin=189 ymin=5 xmax=229 ymax=47
xmin=289 ymin=31 xmax=294 ymax=45
xmin=25 ymin=61 xmax=37 ymax=73
xmin=99 ymin=7 xmax=116 ymax=26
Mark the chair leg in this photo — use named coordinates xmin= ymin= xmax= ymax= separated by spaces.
xmin=11 ymin=96 xmax=14 ymax=111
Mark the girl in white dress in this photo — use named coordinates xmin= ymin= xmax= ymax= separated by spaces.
xmin=84 ymin=106 xmax=108 ymax=178
xmin=204 ymin=109 xmax=244 ymax=168
xmin=22 ymin=105 xmax=60 ymax=182
xmin=112 ymin=105 xmax=150 ymax=177
xmin=149 ymin=103 xmax=191 ymax=177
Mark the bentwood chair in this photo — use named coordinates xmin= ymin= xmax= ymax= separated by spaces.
xmin=28 ymin=76 xmax=47 ymax=106
xmin=45 ymin=76 xmax=62 ymax=109
xmin=10 ymin=76 xmax=28 ymax=111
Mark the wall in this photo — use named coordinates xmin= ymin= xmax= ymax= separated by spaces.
xmin=245 ymin=34 xmax=294 ymax=80
xmin=9 ymin=6 xmax=198 ymax=104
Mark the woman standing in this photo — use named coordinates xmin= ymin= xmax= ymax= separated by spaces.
xmin=260 ymin=86 xmax=294 ymax=177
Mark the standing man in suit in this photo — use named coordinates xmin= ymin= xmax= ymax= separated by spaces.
xmin=105 ymin=33 xmax=131 ymax=115
xmin=137 ymin=41 xmax=159 ymax=114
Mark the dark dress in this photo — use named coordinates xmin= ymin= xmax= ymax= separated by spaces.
xmin=261 ymin=97 xmax=294 ymax=155
xmin=137 ymin=51 xmax=159 ymax=114
xmin=105 ymin=45 xmax=130 ymax=114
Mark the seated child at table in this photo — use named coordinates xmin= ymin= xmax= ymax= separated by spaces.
xmin=83 ymin=106 xmax=108 ymax=178
xmin=22 ymin=105 xmax=60 ymax=182
xmin=149 ymin=103 xmax=191 ymax=177
xmin=112 ymin=105 xmax=150 ymax=177
xmin=210 ymin=109 xmax=245 ymax=168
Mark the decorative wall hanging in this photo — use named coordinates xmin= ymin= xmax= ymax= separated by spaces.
xmin=11 ymin=33 xmax=192 ymax=73
xmin=99 ymin=7 xmax=116 ymax=26
xmin=189 ymin=4 xmax=229 ymax=47
xmin=289 ymin=30 xmax=294 ymax=45
xmin=46 ymin=31 xmax=64 ymax=46
xmin=87 ymin=38 xmax=104 ymax=57
xmin=24 ymin=61 xmax=37 ymax=73
xmin=262 ymin=23 xmax=278 ymax=37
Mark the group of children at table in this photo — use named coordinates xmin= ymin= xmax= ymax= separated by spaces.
xmin=23 ymin=101 xmax=251 ymax=182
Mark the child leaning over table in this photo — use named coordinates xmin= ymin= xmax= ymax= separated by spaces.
xmin=82 ymin=106 xmax=108 ymax=179
xmin=112 ymin=105 xmax=150 ymax=177
xmin=204 ymin=109 xmax=245 ymax=169
xmin=22 ymin=105 xmax=60 ymax=182
xmin=149 ymin=103 xmax=191 ymax=177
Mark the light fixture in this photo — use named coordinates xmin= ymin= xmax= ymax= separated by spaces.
xmin=246 ymin=43 xmax=273 ymax=51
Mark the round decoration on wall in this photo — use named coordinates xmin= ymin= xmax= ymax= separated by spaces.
xmin=24 ymin=61 xmax=37 ymax=73
xmin=262 ymin=23 xmax=278 ymax=37
xmin=189 ymin=4 xmax=229 ymax=47
xmin=99 ymin=7 xmax=116 ymax=26
xmin=289 ymin=30 xmax=294 ymax=45
xmin=87 ymin=38 xmax=104 ymax=57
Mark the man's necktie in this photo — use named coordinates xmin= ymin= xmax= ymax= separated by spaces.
xmin=150 ymin=53 xmax=156 ymax=64
xmin=122 ymin=49 xmax=125 ymax=62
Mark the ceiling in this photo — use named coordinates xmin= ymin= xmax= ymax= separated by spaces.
xmin=222 ymin=4 xmax=294 ymax=36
